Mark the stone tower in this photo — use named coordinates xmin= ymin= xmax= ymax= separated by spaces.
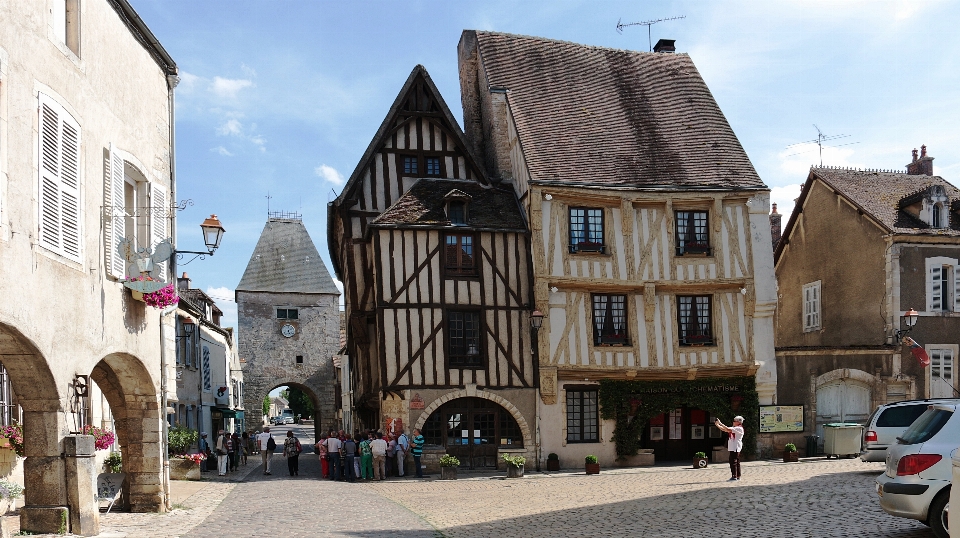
xmin=236 ymin=217 xmax=341 ymax=433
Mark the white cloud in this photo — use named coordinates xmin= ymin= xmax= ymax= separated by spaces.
xmin=211 ymin=146 xmax=233 ymax=157
xmin=240 ymin=64 xmax=257 ymax=77
xmin=178 ymin=71 xmax=199 ymax=94
xmin=315 ymin=164 xmax=346 ymax=186
xmin=205 ymin=286 xmax=238 ymax=330
xmin=217 ymin=119 xmax=243 ymax=136
xmin=210 ymin=77 xmax=253 ymax=99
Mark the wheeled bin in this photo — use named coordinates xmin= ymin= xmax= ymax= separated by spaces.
xmin=823 ymin=423 xmax=863 ymax=458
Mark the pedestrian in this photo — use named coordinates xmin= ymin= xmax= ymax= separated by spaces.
xmin=257 ymin=426 xmax=275 ymax=475
xmin=215 ymin=429 xmax=231 ymax=476
xmin=198 ymin=432 xmax=210 ymax=473
xmin=352 ymin=434 xmax=362 ymax=479
xmin=360 ymin=433 xmax=374 ymax=480
xmin=715 ymin=415 xmax=745 ymax=481
xmin=386 ymin=434 xmax=397 ymax=477
xmin=342 ymin=435 xmax=357 ymax=482
xmin=251 ymin=430 xmax=261 ymax=455
xmin=396 ymin=430 xmax=409 ymax=477
xmin=246 ymin=431 xmax=257 ymax=460
xmin=316 ymin=433 xmax=329 ymax=478
xmin=283 ymin=430 xmax=302 ymax=476
xmin=411 ymin=428 xmax=424 ymax=478
xmin=229 ymin=432 xmax=240 ymax=471
xmin=371 ymin=433 xmax=387 ymax=481
xmin=325 ymin=431 xmax=342 ymax=481
xmin=240 ymin=432 xmax=249 ymax=466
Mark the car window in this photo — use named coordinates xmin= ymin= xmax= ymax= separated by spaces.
xmin=877 ymin=404 xmax=930 ymax=427
xmin=898 ymin=408 xmax=953 ymax=445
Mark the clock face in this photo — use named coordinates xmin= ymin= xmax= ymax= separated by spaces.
xmin=281 ymin=323 xmax=295 ymax=338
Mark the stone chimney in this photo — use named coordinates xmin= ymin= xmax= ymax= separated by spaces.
xmin=653 ymin=39 xmax=676 ymax=53
xmin=177 ymin=271 xmax=191 ymax=291
xmin=907 ymin=145 xmax=935 ymax=176
xmin=769 ymin=203 xmax=782 ymax=250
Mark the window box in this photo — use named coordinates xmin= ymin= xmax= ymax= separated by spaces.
xmin=599 ymin=334 xmax=627 ymax=346
xmin=570 ymin=241 xmax=606 ymax=254
xmin=681 ymin=334 xmax=713 ymax=346
xmin=676 ymin=243 xmax=712 ymax=256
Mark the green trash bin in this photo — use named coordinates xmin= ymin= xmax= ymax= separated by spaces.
xmin=805 ymin=435 xmax=820 ymax=457
xmin=823 ymin=423 xmax=863 ymax=459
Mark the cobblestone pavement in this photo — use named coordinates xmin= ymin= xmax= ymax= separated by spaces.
xmin=34 ymin=456 xmax=939 ymax=537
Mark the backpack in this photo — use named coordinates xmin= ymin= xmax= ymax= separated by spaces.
xmin=266 ymin=435 xmax=276 ymax=451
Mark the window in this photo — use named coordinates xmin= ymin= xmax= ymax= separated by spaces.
xmin=444 ymin=234 xmax=476 ymax=276
xmin=668 ymin=408 xmax=683 ymax=439
xmin=678 ymin=295 xmax=713 ymax=345
xmin=0 ymin=363 xmax=15 ymax=427
xmin=676 ymin=210 xmax=711 ymax=255
xmin=38 ymin=93 xmax=82 ymax=263
xmin=930 ymin=347 xmax=956 ymax=399
xmin=448 ymin=201 xmax=466 ymax=225
xmin=933 ymin=204 xmax=945 ymax=228
xmin=202 ymin=345 xmax=211 ymax=392
xmin=927 ymin=257 xmax=960 ymax=313
xmin=52 ymin=0 xmax=80 ymax=56
xmin=402 ymin=156 xmax=418 ymax=175
xmin=277 ymin=308 xmax=299 ymax=319
xmin=592 ymin=294 xmax=627 ymax=345
xmin=566 ymin=389 xmax=598 ymax=442
xmin=448 ymin=311 xmax=482 ymax=368
xmin=105 ymin=149 xmax=168 ymax=281
xmin=296 ymin=355 xmax=303 ymax=364
xmin=569 ymin=208 xmax=604 ymax=253
xmin=803 ymin=281 xmax=821 ymax=332
xmin=426 ymin=157 xmax=441 ymax=176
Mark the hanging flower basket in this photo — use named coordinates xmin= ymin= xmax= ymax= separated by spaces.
xmin=82 ymin=425 xmax=116 ymax=451
xmin=122 ymin=275 xmax=166 ymax=294
xmin=0 ymin=424 xmax=23 ymax=457
xmin=142 ymin=283 xmax=178 ymax=309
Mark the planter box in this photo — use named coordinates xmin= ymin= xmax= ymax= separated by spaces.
xmin=546 ymin=459 xmax=560 ymax=471
xmin=585 ymin=463 xmax=600 ymax=475
xmin=615 ymin=449 xmax=654 ymax=467
xmin=169 ymin=459 xmax=201 ymax=481
xmin=440 ymin=466 xmax=457 ymax=480
xmin=693 ymin=457 xmax=708 ymax=469
xmin=783 ymin=451 xmax=799 ymax=463
xmin=506 ymin=464 xmax=524 ymax=478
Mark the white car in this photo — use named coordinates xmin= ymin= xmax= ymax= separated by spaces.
xmin=875 ymin=403 xmax=958 ymax=538
xmin=862 ymin=399 xmax=960 ymax=462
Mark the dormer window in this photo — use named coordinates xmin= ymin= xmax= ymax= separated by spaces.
xmin=933 ymin=203 xmax=945 ymax=228
xmin=449 ymin=202 xmax=466 ymax=225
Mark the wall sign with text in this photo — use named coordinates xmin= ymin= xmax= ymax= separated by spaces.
xmin=759 ymin=405 xmax=804 ymax=433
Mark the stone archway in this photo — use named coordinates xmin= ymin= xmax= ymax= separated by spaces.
xmin=814 ymin=368 xmax=875 ymax=440
xmin=253 ymin=381 xmax=325 ymax=437
xmin=245 ymin=372 xmax=335 ymax=435
xmin=90 ymin=353 xmax=162 ymax=513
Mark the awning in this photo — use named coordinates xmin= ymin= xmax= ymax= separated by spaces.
xmin=213 ymin=408 xmax=238 ymax=418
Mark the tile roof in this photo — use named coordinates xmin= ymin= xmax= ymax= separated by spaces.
xmin=178 ymin=288 xmax=222 ymax=316
xmin=237 ymin=219 xmax=341 ymax=295
xmin=371 ymin=179 xmax=527 ymax=231
xmin=470 ymin=31 xmax=765 ymax=190
xmin=810 ymin=167 xmax=960 ymax=236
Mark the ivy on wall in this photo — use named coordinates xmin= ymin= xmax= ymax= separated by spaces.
xmin=598 ymin=376 xmax=759 ymax=459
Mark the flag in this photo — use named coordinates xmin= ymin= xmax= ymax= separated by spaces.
xmin=903 ymin=336 xmax=931 ymax=367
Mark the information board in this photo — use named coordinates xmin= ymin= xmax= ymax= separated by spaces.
xmin=759 ymin=405 xmax=804 ymax=433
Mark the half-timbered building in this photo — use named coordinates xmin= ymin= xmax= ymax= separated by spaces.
xmin=458 ymin=31 xmax=779 ymax=465
xmin=328 ymin=66 xmax=537 ymax=469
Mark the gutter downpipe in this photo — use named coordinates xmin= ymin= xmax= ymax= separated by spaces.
xmin=159 ymin=303 xmax=177 ymax=511
xmin=161 ymin=70 xmax=179 ymax=512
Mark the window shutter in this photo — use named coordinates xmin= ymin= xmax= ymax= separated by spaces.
xmin=38 ymin=94 xmax=82 ymax=263
xmin=38 ymin=100 xmax=62 ymax=254
xmin=811 ymin=285 xmax=820 ymax=328
xmin=151 ymin=184 xmax=167 ymax=282
xmin=106 ymin=145 xmax=126 ymax=278
xmin=953 ymin=266 xmax=960 ymax=313
xmin=59 ymin=119 xmax=81 ymax=262
xmin=931 ymin=265 xmax=943 ymax=311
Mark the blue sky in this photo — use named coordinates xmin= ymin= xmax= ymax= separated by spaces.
xmin=128 ymin=0 xmax=960 ymax=330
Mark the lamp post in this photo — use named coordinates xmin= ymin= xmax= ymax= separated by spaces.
xmin=895 ymin=308 xmax=919 ymax=341
xmin=530 ymin=309 xmax=544 ymax=471
xmin=174 ymin=214 xmax=226 ymax=265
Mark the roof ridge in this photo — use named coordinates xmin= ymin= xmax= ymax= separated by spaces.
xmin=813 ymin=165 xmax=906 ymax=174
xmin=473 ymin=30 xmax=685 ymax=57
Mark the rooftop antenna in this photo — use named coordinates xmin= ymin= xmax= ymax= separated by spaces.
xmin=785 ymin=124 xmax=859 ymax=166
xmin=266 ymin=191 xmax=272 ymax=215
xmin=616 ymin=15 xmax=686 ymax=51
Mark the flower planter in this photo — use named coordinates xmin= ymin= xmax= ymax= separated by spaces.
xmin=693 ymin=457 xmax=708 ymax=469
xmin=585 ymin=463 xmax=600 ymax=475
xmin=547 ymin=459 xmax=560 ymax=471
xmin=169 ymin=459 xmax=201 ymax=481
xmin=131 ymin=290 xmax=145 ymax=302
xmin=506 ymin=464 xmax=524 ymax=478
xmin=783 ymin=451 xmax=799 ymax=463
xmin=440 ymin=466 xmax=458 ymax=480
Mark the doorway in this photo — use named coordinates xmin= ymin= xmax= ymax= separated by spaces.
xmin=815 ymin=379 xmax=871 ymax=439
xmin=421 ymin=398 xmax=523 ymax=469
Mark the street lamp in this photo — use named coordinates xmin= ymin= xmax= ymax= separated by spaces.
xmin=530 ymin=310 xmax=544 ymax=331
xmin=895 ymin=308 xmax=920 ymax=341
xmin=176 ymin=215 xmax=226 ymax=265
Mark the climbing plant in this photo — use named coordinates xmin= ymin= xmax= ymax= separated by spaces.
xmin=598 ymin=376 xmax=759 ymax=459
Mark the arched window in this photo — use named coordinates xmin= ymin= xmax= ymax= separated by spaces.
xmin=933 ymin=203 xmax=944 ymax=228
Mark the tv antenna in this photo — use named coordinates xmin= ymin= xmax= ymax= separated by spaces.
xmin=616 ymin=16 xmax=686 ymax=52
xmin=785 ymin=124 xmax=859 ymax=166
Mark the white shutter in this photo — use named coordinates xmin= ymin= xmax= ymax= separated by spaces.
xmin=803 ymin=287 xmax=812 ymax=329
xmin=38 ymin=94 xmax=81 ymax=263
xmin=106 ymin=145 xmax=126 ymax=278
xmin=151 ymin=183 xmax=167 ymax=282
xmin=930 ymin=265 xmax=943 ymax=311
xmin=953 ymin=265 xmax=960 ymax=313
xmin=811 ymin=284 xmax=820 ymax=329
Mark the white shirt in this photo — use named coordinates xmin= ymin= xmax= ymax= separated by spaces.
xmin=257 ymin=432 xmax=273 ymax=452
xmin=370 ymin=438 xmax=388 ymax=457
xmin=325 ymin=437 xmax=342 ymax=454
xmin=727 ymin=425 xmax=744 ymax=452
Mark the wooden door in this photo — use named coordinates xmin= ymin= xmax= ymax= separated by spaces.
xmin=931 ymin=349 xmax=956 ymax=398
xmin=816 ymin=379 xmax=871 ymax=439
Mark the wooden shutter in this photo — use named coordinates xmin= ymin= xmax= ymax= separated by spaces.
xmin=105 ymin=145 xmax=126 ymax=279
xmin=151 ymin=184 xmax=167 ymax=282
xmin=811 ymin=284 xmax=820 ymax=328
xmin=930 ymin=265 xmax=943 ymax=311
xmin=953 ymin=265 xmax=960 ymax=313
xmin=38 ymin=94 xmax=81 ymax=263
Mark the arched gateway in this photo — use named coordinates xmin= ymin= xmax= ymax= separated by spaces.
xmin=416 ymin=396 xmax=531 ymax=469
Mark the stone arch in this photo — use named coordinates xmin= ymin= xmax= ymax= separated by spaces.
xmin=89 ymin=352 xmax=162 ymax=513
xmin=414 ymin=389 xmax=534 ymax=450
xmin=251 ymin=381 xmax=325 ymax=437
xmin=815 ymin=368 xmax=875 ymax=389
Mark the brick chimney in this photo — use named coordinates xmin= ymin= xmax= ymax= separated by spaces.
xmin=177 ymin=271 xmax=191 ymax=291
xmin=907 ymin=145 xmax=934 ymax=176
xmin=653 ymin=39 xmax=676 ymax=53
xmin=769 ymin=203 xmax=782 ymax=250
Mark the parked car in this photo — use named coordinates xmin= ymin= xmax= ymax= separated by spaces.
xmin=875 ymin=403 xmax=959 ymax=538
xmin=862 ymin=399 xmax=960 ymax=462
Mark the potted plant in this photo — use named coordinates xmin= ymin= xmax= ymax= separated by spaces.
xmin=104 ymin=451 xmax=122 ymax=474
xmin=439 ymin=454 xmax=459 ymax=480
xmin=0 ymin=423 xmax=23 ymax=458
xmin=502 ymin=454 xmax=525 ymax=478
xmin=585 ymin=454 xmax=600 ymax=475
xmin=0 ymin=480 xmax=24 ymax=515
xmin=693 ymin=451 xmax=708 ymax=469
xmin=82 ymin=425 xmax=116 ymax=451
xmin=170 ymin=453 xmax=204 ymax=480
xmin=547 ymin=452 xmax=560 ymax=472
xmin=783 ymin=443 xmax=799 ymax=463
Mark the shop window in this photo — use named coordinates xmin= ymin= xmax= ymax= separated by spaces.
xmin=566 ymin=389 xmax=598 ymax=443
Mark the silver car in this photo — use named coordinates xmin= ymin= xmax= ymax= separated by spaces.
xmin=862 ymin=399 xmax=960 ymax=462
xmin=875 ymin=403 xmax=958 ymax=538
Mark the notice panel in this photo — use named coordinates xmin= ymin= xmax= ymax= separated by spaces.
xmin=759 ymin=405 xmax=804 ymax=433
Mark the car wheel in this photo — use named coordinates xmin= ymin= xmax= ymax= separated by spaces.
xmin=929 ymin=490 xmax=950 ymax=538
